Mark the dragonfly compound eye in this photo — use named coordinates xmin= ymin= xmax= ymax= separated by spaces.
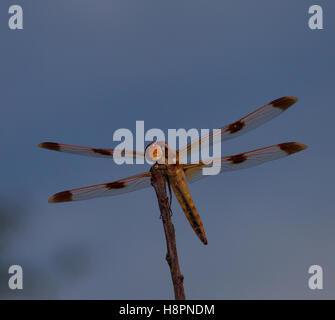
xmin=145 ymin=142 xmax=164 ymax=163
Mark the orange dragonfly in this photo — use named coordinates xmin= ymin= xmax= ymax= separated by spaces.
xmin=39 ymin=96 xmax=306 ymax=245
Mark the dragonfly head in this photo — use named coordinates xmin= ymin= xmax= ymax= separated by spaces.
xmin=145 ymin=141 xmax=169 ymax=164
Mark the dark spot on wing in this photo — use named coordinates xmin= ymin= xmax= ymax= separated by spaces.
xmin=110 ymin=150 xmax=129 ymax=157
xmin=49 ymin=191 xmax=72 ymax=203
xmin=279 ymin=142 xmax=307 ymax=155
xmin=38 ymin=142 xmax=60 ymax=151
xmin=227 ymin=120 xmax=245 ymax=134
xmin=105 ymin=181 xmax=126 ymax=189
xmin=92 ymin=148 xmax=112 ymax=156
xmin=228 ymin=153 xmax=247 ymax=164
xmin=270 ymin=96 xmax=298 ymax=110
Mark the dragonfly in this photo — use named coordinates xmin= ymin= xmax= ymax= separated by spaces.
xmin=39 ymin=96 xmax=307 ymax=245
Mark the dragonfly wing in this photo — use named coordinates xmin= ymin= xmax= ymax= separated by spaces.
xmin=39 ymin=142 xmax=145 ymax=160
xmin=48 ymin=172 xmax=152 ymax=203
xmin=184 ymin=142 xmax=307 ymax=183
xmin=178 ymin=96 xmax=298 ymax=160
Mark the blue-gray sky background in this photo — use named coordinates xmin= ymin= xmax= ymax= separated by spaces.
xmin=1 ymin=1 xmax=334 ymax=299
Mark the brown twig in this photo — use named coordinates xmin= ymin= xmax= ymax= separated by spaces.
xmin=150 ymin=164 xmax=186 ymax=300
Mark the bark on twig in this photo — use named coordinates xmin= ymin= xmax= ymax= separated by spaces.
xmin=150 ymin=164 xmax=186 ymax=300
